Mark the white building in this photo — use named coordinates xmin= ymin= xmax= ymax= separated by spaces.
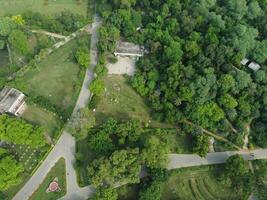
xmin=114 ymin=41 xmax=144 ymax=57
xmin=0 ymin=87 xmax=26 ymax=116
xmin=241 ymin=58 xmax=261 ymax=71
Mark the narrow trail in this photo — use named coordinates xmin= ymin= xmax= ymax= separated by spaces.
xmin=31 ymin=30 xmax=67 ymax=39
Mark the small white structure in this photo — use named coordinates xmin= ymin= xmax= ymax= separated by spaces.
xmin=114 ymin=41 xmax=144 ymax=57
xmin=241 ymin=58 xmax=261 ymax=71
xmin=0 ymin=87 xmax=26 ymax=116
xmin=241 ymin=58 xmax=249 ymax=66
xmin=248 ymin=62 xmax=261 ymax=71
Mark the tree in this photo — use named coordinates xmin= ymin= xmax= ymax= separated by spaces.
xmin=0 ymin=115 xmax=46 ymax=148
xmin=92 ymin=187 xmax=118 ymax=200
xmin=89 ymin=78 xmax=105 ymax=96
xmin=75 ymin=47 xmax=90 ymax=68
xmin=0 ymin=149 xmax=24 ymax=190
xmin=139 ymin=181 xmax=162 ymax=200
xmin=193 ymin=134 xmax=210 ymax=157
xmin=218 ymin=94 xmax=238 ymax=109
xmin=11 ymin=15 xmax=25 ymax=25
xmin=67 ymin=108 xmax=96 ymax=139
xmin=0 ymin=17 xmax=15 ymax=36
xmin=141 ymin=136 xmax=170 ymax=169
xmin=223 ymin=154 xmax=253 ymax=194
xmin=0 ymin=40 xmax=5 ymax=49
xmin=88 ymin=148 xmax=141 ymax=187
xmin=8 ymin=30 xmax=30 ymax=55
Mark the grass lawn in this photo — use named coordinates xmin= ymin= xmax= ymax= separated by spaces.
xmin=22 ymin=103 xmax=62 ymax=139
xmin=29 ymin=158 xmax=66 ymax=200
xmin=94 ymin=75 xmax=173 ymax=128
xmin=0 ymin=0 xmax=87 ymax=16
xmin=161 ymin=165 xmax=244 ymax=200
xmin=13 ymin=35 xmax=87 ymax=117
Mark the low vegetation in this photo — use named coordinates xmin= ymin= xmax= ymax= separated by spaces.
xmin=12 ymin=35 xmax=89 ymax=120
xmin=29 ymin=158 xmax=66 ymax=200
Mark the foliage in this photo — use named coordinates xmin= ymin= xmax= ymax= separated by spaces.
xmin=92 ymin=187 xmax=118 ymax=200
xmin=11 ymin=15 xmax=25 ymax=25
xmin=100 ymin=0 xmax=267 ymax=145
xmin=141 ymin=136 xmax=170 ymax=169
xmin=22 ymin=10 xmax=87 ymax=35
xmin=193 ymin=134 xmax=210 ymax=157
xmin=222 ymin=155 xmax=253 ymax=195
xmin=0 ymin=115 xmax=46 ymax=148
xmin=0 ymin=40 xmax=5 ymax=49
xmin=8 ymin=30 xmax=30 ymax=55
xmin=139 ymin=181 xmax=162 ymax=200
xmin=0 ymin=17 xmax=16 ymax=36
xmin=0 ymin=148 xmax=24 ymax=191
xmin=87 ymin=148 xmax=141 ymax=187
xmin=67 ymin=108 xmax=96 ymax=139
xmin=89 ymin=78 xmax=105 ymax=96
xmin=75 ymin=46 xmax=90 ymax=68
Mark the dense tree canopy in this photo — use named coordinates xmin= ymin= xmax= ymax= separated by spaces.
xmin=0 ymin=148 xmax=24 ymax=190
xmin=0 ymin=115 xmax=46 ymax=148
xmin=98 ymin=0 xmax=267 ymax=147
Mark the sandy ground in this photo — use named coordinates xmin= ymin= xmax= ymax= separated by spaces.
xmin=107 ymin=56 xmax=137 ymax=76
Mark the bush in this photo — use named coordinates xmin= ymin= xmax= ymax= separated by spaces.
xmin=88 ymin=95 xmax=100 ymax=109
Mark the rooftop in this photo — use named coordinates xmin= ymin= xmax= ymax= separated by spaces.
xmin=0 ymin=87 xmax=25 ymax=114
xmin=115 ymin=41 xmax=144 ymax=57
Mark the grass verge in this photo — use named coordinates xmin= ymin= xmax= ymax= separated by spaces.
xmin=29 ymin=158 xmax=66 ymax=200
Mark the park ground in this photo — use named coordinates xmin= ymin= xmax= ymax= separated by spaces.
xmin=117 ymin=165 xmax=245 ymax=200
xmin=93 ymin=75 xmax=173 ymax=128
xmin=29 ymin=158 xmax=66 ymax=200
xmin=0 ymin=0 xmax=87 ymax=16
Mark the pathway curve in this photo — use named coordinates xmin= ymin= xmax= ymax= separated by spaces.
xmin=12 ymin=16 xmax=101 ymax=200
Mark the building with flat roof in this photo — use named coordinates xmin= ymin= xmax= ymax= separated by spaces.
xmin=241 ymin=58 xmax=261 ymax=71
xmin=0 ymin=87 xmax=26 ymax=116
xmin=114 ymin=41 xmax=144 ymax=57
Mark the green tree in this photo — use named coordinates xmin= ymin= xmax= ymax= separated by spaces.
xmin=0 ymin=17 xmax=15 ymax=36
xmin=8 ymin=30 xmax=30 ymax=55
xmin=89 ymin=78 xmax=105 ymax=96
xmin=139 ymin=181 xmax=162 ymax=200
xmin=88 ymin=148 xmax=141 ymax=187
xmin=75 ymin=47 xmax=90 ymax=68
xmin=141 ymin=136 xmax=170 ymax=169
xmin=193 ymin=134 xmax=210 ymax=157
xmin=218 ymin=94 xmax=238 ymax=109
xmin=92 ymin=187 xmax=118 ymax=200
xmin=0 ymin=40 xmax=5 ymax=49
xmin=0 ymin=149 xmax=24 ymax=190
xmin=67 ymin=108 xmax=96 ymax=139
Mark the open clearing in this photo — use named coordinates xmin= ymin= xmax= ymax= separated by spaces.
xmin=94 ymin=75 xmax=173 ymax=128
xmin=107 ymin=57 xmax=136 ymax=76
xmin=29 ymin=158 xmax=66 ymax=200
xmin=13 ymin=36 xmax=87 ymax=116
xmin=161 ymin=165 xmax=244 ymax=200
xmin=22 ymin=104 xmax=62 ymax=139
xmin=0 ymin=0 xmax=87 ymax=16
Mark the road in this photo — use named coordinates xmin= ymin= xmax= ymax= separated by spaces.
xmin=12 ymin=16 xmax=101 ymax=200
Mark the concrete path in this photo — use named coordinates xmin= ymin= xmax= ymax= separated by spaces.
xmin=12 ymin=16 xmax=101 ymax=200
xmin=31 ymin=30 xmax=67 ymax=39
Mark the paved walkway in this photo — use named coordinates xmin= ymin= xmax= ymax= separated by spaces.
xmin=31 ymin=30 xmax=67 ymax=39
xmin=12 ymin=16 xmax=101 ymax=200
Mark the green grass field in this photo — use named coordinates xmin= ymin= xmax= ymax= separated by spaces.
xmin=161 ymin=165 xmax=244 ymax=200
xmin=13 ymin=36 xmax=87 ymax=116
xmin=29 ymin=158 xmax=66 ymax=200
xmin=0 ymin=0 xmax=87 ymax=16
xmin=22 ymin=104 xmax=62 ymax=139
xmin=94 ymin=75 xmax=173 ymax=128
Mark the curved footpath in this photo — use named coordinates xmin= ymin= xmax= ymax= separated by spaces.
xmin=13 ymin=16 xmax=267 ymax=200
